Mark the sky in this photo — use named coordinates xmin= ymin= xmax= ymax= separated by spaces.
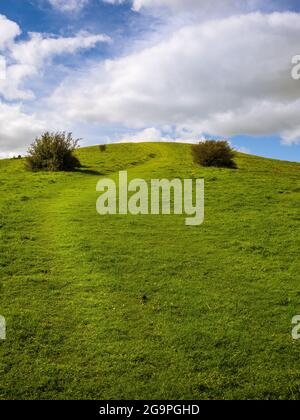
xmin=1 ymin=0 xmax=300 ymax=161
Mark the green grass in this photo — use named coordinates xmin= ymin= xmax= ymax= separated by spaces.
xmin=1 ymin=142 xmax=300 ymax=400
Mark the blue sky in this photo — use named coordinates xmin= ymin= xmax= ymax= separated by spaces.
xmin=1 ymin=0 xmax=300 ymax=161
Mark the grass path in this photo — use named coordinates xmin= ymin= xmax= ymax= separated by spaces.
xmin=1 ymin=143 xmax=300 ymax=399
xmin=31 ymin=143 xmax=193 ymax=399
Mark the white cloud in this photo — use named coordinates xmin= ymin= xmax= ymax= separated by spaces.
xmin=118 ymin=127 xmax=202 ymax=143
xmin=0 ymin=15 xmax=110 ymax=155
xmin=0 ymin=101 xmax=46 ymax=156
xmin=48 ymin=0 xmax=89 ymax=12
xmin=49 ymin=0 xmax=274 ymax=17
xmin=120 ymin=127 xmax=166 ymax=142
xmin=0 ymin=15 xmax=21 ymax=50
xmin=0 ymin=31 xmax=110 ymax=101
xmin=49 ymin=12 xmax=300 ymax=144
xmin=119 ymin=127 xmax=166 ymax=142
xmin=104 ymin=0 xmax=264 ymax=17
xmin=10 ymin=31 xmax=110 ymax=68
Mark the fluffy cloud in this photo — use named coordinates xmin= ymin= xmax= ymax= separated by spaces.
xmin=11 ymin=32 xmax=110 ymax=68
xmin=104 ymin=0 xmax=264 ymax=16
xmin=0 ymin=31 xmax=110 ymax=100
xmin=0 ymin=15 xmax=21 ymax=50
xmin=119 ymin=127 xmax=169 ymax=142
xmin=0 ymin=14 xmax=110 ymax=155
xmin=48 ymin=0 xmax=89 ymax=12
xmin=52 ymin=0 xmax=272 ymax=16
xmin=49 ymin=12 xmax=300 ymax=144
xmin=119 ymin=127 xmax=202 ymax=143
xmin=0 ymin=101 xmax=46 ymax=157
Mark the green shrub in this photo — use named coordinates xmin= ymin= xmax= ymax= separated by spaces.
xmin=99 ymin=144 xmax=107 ymax=152
xmin=26 ymin=132 xmax=81 ymax=172
xmin=192 ymin=140 xmax=236 ymax=168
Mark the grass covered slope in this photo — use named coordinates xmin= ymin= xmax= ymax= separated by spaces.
xmin=0 ymin=142 xmax=300 ymax=400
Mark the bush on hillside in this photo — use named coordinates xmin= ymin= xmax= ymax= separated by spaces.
xmin=26 ymin=132 xmax=81 ymax=172
xmin=99 ymin=144 xmax=107 ymax=152
xmin=192 ymin=140 xmax=236 ymax=168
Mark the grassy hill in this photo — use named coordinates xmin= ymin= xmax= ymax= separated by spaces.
xmin=0 ymin=142 xmax=300 ymax=400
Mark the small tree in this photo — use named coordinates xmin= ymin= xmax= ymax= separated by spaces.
xmin=192 ymin=140 xmax=236 ymax=168
xmin=26 ymin=132 xmax=81 ymax=172
xmin=99 ymin=144 xmax=107 ymax=152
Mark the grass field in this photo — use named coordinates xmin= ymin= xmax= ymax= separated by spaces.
xmin=1 ymin=142 xmax=300 ymax=400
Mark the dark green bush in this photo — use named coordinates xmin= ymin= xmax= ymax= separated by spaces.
xmin=99 ymin=144 xmax=107 ymax=152
xmin=192 ymin=140 xmax=236 ymax=168
xmin=26 ymin=132 xmax=81 ymax=172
